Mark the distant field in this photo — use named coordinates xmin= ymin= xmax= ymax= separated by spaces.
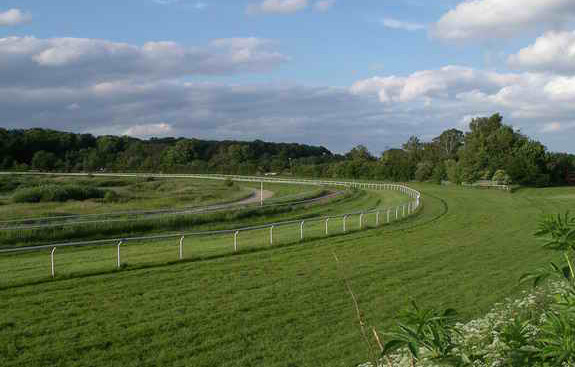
xmin=0 ymin=175 xmax=337 ymax=247
xmin=0 ymin=175 xmax=253 ymax=219
xmin=1 ymin=183 xmax=574 ymax=367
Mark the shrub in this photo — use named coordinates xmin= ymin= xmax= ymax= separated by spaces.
xmin=12 ymin=185 xmax=107 ymax=203
xmin=431 ymin=165 xmax=446 ymax=185
xmin=415 ymin=162 xmax=434 ymax=182
xmin=103 ymin=190 xmax=122 ymax=203
xmin=223 ymin=178 xmax=234 ymax=187
xmin=492 ymin=169 xmax=511 ymax=185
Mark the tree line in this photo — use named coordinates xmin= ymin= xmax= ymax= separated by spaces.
xmin=0 ymin=128 xmax=333 ymax=175
xmin=1 ymin=113 xmax=574 ymax=186
xmin=292 ymin=114 xmax=575 ymax=186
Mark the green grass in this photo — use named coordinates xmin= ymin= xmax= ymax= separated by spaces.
xmin=0 ymin=185 xmax=408 ymax=247
xmin=0 ymin=177 xmax=338 ymax=247
xmin=0 ymin=188 xmax=410 ymax=283
xmin=0 ymin=175 xmax=255 ymax=220
xmin=1 ymin=184 xmax=574 ymax=367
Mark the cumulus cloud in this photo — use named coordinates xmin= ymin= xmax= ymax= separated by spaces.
xmin=0 ymin=36 xmax=289 ymax=87
xmin=433 ymin=0 xmax=575 ymax=40
xmin=246 ymin=0 xmax=308 ymax=15
xmin=314 ymin=0 xmax=335 ymax=12
xmin=509 ymin=31 xmax=575 ymax=74
xmin=351 ymin=66 xmax=521 ymax=103
xmin=0 ymin=8 xmax=31 ymax=26
xmin=382 ymin=18 xmax=425 ymax=32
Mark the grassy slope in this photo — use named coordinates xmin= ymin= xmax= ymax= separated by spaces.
xmin=0 ymin=188 xmax=408 ymax=284
xmin=1 ymin=184 xmax=574 ymax=367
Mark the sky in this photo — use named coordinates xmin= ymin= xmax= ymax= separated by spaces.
xmin=1 ymin=0 xmax=575 ymax=154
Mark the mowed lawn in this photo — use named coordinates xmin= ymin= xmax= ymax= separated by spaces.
xmin=1 ymin=184 xmax=574 ymax=367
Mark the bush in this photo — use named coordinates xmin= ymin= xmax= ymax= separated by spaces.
xmin=492 ymin=169 xmax=511 ymax=185
xmin=415 ymin=162 xmax=434 ymax=182
xmin=103 ymin=190 xmax=122 ymax=203
xmin=431 ymin=164 xmax=446 ymax=185
xmin=223 ymin=178 xmax=234 ymax=187
xmin=12 ymin=185 xmax=107 ymax=203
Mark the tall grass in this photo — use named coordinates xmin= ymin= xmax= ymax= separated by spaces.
xmin=12 ymin=185 xmax=107 ymax=203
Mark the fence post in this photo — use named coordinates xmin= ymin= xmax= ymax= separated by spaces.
xmin=359 ymin=213 xmax=364 ymax=229
xmin=50 ymin=247 xmax=56 ymax=278
xmin=300 ymin=221 xmax=305 ymax=241
xmin=343 ymin=215 xmax=348 ymax=233
xmin=376 ymin=211 xmax=380 ymax=226
xmin=117 ymin=241 xmax=123 ymax=269
xmin=179 ymin=236 xmax=185 ymax=260
xmin=234 ymin=231 xmax=239 ymax=252
xmin=270 ymin=225 xmax=274 ymax=245
xmin=325 ymin=218 xmax=330 ymax=235
xmin=395 ymin=207 xmax=399 ymax=220
xmin=403 ymin=204 xmax=406 ymax=217
xmin=387 ymin=209 xmax=390 ymax=223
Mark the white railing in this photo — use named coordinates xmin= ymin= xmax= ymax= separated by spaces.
xmin=0 ymin=174 xmax=421 ymax=283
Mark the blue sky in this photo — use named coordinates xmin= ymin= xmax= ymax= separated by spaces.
xmin=1 ymin=0 xmax=575 ymax=154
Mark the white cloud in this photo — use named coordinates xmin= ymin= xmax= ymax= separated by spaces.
xmin=382 ymin=18 xmax=425 ymax=32
xmin=124 ymin=123 xmax=174 ymax=137
xmin=246 ymin=0 xmax=308 ymax=15
xmin=509 ymin=31 xmax=575 ymax=74
xmin=433 ymin=0 xmax=575 ymax=40
xmin=314 ymin=0 xmax=335 ymax=12
xmin=351 ymin=66 xmax=521 ymax=103
xmin=0 ymin=36 xmax=289 ymax=87
xmin=0 ymin=8 xmax=31 ymax=26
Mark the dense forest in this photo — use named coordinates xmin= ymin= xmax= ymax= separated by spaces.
xmin=0 ymin=128 xmax=334 ymax=175
xmin=1 ymin=114 xmax=574 ymax=186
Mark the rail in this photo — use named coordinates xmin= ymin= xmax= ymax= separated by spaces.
xmin=0 ymin=174 xmax=422 ymax=285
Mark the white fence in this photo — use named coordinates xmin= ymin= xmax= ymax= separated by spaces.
xmin=0 ymin=174 xmax=421 ymax=284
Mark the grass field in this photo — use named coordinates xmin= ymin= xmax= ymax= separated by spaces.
xmin=0 ymin=187 xmax=410 ymax=286
xmin=0 ymin=175 xmax=254 ymax=220
xmin=0 ymin=176 xmax=337 ymax=247
xmin=1 ymin=183 xmax=574 ymax=367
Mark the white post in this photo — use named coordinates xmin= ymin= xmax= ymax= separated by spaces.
xmin=117 ymin=241 xmax=123 ymax=269
xmin=387 ymin=209 xmax=391 ymax=223
xmin=234 ymin=231 xmax=239 ymax=252
xmin=395 ymin=207 xmax=399 ymax=220
xmin=50 ymin=247 xmax=56 ymax=278
xmin=260 ymin=181 xmax=264 ymax=207
xmin=359 ymin=213 xmax=364 ymax=229
xmin=300 ymin=221 xmax=305 ymax=241
xmin=270 ymin=226 xmax=274 ymax=245
xmin=343 ymin=215 xmax=348 ymax=233
xmin=325 ymin=218 xmax=330 ymax=235
xmin=179 ymin=236 xmax=185 ymax=260
xmin=376 ymin=211 xmax=380 ymax=226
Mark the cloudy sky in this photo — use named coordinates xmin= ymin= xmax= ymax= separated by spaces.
xmin=1 ymin=0 xmax=575 ymax=154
